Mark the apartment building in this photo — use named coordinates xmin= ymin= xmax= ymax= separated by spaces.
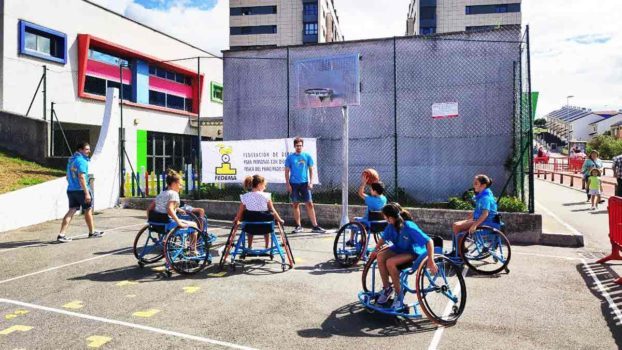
xmin=229 ymin=0 xmax=344 ymax=50
xmin=406 ymin=0 xmax=521 ymax=35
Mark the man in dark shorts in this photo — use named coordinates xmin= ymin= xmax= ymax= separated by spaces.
xmin=284 ymin=137 xmax=325 ymax=234
xmin=57 ymin=142 xmax=104 ymax=242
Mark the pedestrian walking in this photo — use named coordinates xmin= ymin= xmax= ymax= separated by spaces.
xmin=581 ymin=151 xmax=603 ymax=202
xmin=57 ymin=142 xmax=104 ymax=242
xmin=284 ymin=137 xmax=325 ymax=234
xmin=587 ymin=168 xmax=603 ymax=210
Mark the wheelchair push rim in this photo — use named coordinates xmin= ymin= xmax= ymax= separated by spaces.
xmin=219 ymin=223 xmax=238 ymax=270
xmin=459 ymin=226 xmax=511 ymax=275
xmin=133 ymin=224 xmax=165 ymax=264
xmin=334 ymin=221 xmax=368 ymax=267
xmin=164 ymin=226 xmax=211 ymax=275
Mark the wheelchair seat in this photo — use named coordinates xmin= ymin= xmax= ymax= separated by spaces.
xmin=242 ymin=210 xmax=274 ymax=235
xmin=367 ymin=211 xmax=387 ymax=233
xmin=147 ymin=210 xmax=173 ymax=234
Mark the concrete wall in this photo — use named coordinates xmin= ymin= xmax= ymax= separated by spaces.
xmin=223 ymin=28 xmax=520 ymax=202
xmin=0 ymin=110 xmax=48 ymax=163
xmin=123 ymin=197 xmax=542 ymax=245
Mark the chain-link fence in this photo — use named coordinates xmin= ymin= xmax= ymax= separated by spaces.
xmin=221 ymin=27 xmax=533 ymax=211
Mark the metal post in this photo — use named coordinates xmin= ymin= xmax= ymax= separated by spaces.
xmin=393 ymin=37 xmax=399 ymax=200
xmin=50 ymin=102 xmax=55 ymax=156
xmin=341 ymin=105 xmax=349 ymax=227
xmin=196 ymin=57 xmax=202 ymax=198
xmin=43 ymin=65 xmax=47 ymax=121
xmin=287 ymin=48 xmax=291 ymax=138
xmin=526 ymin=25 xmax=535 ymax=213
xmin=119 ymin=63 xmax=125 ymax=197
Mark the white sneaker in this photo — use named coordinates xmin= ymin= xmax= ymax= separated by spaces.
xmin=376 ymin=286 xmax=393 ymax=304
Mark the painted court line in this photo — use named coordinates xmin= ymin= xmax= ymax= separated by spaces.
xmin=515 ymin=251 xmax=582 ymax=261
xmin=535 ymin=200 xmax=587 ymax=245
xmin=427 ymin=266 xmax=468 ymax=350
xmin=0 ymin=298 xmax=258 ymax=350
xmin=0 ymin=248 xmax=131 ymax=285
xmin=581 ymin=259 xmax=622 ymax=322
xmin=0 ymin=223 xmax=144 ymax=254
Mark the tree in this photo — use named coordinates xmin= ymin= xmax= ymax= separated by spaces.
xmin=534 ymin=118 xmax=547 ymax=128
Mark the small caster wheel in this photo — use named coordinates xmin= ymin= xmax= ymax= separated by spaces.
xmin=138 ymin=261 xmax=145 ymax=268
xmin=281 ymin=264 xmax=286 ymax=272
xmin=270 ymin=254 xmax=274 ymax=261
xmin=165 ymin=270 xmax=172 ymax=277
xmin=504 ymin=267 xmax=510 ymax=274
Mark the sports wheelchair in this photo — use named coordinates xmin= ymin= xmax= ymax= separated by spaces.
xmin=358 ymin=237 xmax=467 ymax=325
xmin=333 ymin=211 xmax=387 ymax=267
xmin=133 ymin=210 xmax=217 ymax=276
xmin=447 ymin=221 xmax=511 ymax=275
xmin=219 ymin=211 xmax=295 ymax=272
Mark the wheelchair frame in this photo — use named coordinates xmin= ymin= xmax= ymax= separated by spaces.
xmin=333 ymin=217 xmax=387 ymax=267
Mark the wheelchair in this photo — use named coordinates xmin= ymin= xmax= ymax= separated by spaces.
xmin=219 ymin=211 xmax=295 ymax=272
xmin=133 ymin=211 xmax=216 ymax=276
xmin=446 ymin=221 xmax=511 ymax=275
xmin=333 ymin=211 xmax=387 ymax=267
xmin=358 ymin=238 xmax=467 ymax=325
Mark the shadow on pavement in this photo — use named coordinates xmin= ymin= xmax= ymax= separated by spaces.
xmin=577 ymin=261 xmax=622 ymax=348
xmin=0 ymin=240 xmax=49 ymax=250
xmin=562 ymin=201 xmax=590 ymax=207
xmin=297 ymin=302 xmax=437 ymax=338
xmin=295 ymin=260 xmax=363 ymax=275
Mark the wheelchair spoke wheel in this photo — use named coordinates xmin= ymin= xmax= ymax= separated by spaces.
xmin=361 ymin=255 xmax=382 ymax=294
xmin=277 ymin=222 xmax=295 ymax=267
xmin=219 ymin=224 xmax=238 ymax=269
xmin=133 ymin=225 xmax=165 ymax=264
xmin=180 ymin=212 xmax=205 ymax=232
xmin=416 ymin=255 xmax=467 ymax=326
xmin=460 ymin=226 xmax=511 ymax=275
xmin=165 ymin=227 xmax=210 ymax=275
xmin=333 ymin=222 xmax=367 ymax=267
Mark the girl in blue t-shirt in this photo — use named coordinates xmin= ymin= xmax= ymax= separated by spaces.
xmin=373 ymin=203 xmax=438 ymax=310
xmin=452 ymin=174 xmax=499 ymax=237
xmin=346 ymin=177 xmax=388 ymax=246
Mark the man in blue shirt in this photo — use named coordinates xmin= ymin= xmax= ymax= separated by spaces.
xmin=284 ymin=137 xmax=325 ymax=233
xmin=57 ymin=142 xmax=104 ymax=242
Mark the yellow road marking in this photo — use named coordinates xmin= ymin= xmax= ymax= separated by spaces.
xmin=132 ymin=309 xmax=160 ymax=318
xmin=4 ymin=309 xmax=28 ymax=320
xmin=0 ymin=325 xmax=33 ymax=335
xmin=125 ymin=294 xmax=137 ymax=298
xmin=116 ymin=280 xmax=138 ymax=287
xmin=208 ymin=271 xmax=227 ymax=277
xmin=63 ymin=300 xmax=84 ymax=310
xmin=13 ymin=310 xmax=28 ymax=315
xmin=183 ymin=286 xmax=200 ymax=294
xmin=86 ymin=335 xmax=112 ymax=348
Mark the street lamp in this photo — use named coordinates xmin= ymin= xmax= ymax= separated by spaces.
xmin=566 ymin=95 xmax=574 ymax=107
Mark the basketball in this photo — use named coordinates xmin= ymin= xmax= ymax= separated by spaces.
xmin=362 ymin=168 xmax=380 ymax=184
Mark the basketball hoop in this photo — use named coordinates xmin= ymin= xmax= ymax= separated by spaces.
xmin=304 ymin=88 xmax=334 ymax=102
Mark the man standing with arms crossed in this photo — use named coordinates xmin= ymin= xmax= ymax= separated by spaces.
xmin=285 ymin=137 xmax=326 ymax=234
xmin=57 ymin=142 xmax=104 ymax=242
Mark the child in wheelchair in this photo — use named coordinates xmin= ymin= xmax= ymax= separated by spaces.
xmin=346 ymin=177 xmax=387 ymax=246
xmin=452 ymin=174 xmax=500 ymax=238
xmin=373 ymin=203 xmax=438 ymax=310
xmin=146 ymin=170 xmax=199 ymax=254
xmin=233 ymin=175 xmax=285 ymax=249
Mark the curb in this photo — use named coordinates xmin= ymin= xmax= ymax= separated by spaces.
xmin=540 ymin=232 xmax=585 ymax=248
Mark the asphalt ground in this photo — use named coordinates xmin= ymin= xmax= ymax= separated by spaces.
xmin=0 ymin=192 xmax=620 ymax=349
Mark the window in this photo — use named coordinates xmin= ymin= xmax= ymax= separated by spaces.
xmin=230 ymin=26 xmax=277 ymax=35
xmin=147 ymin=132 xmax=196 ymax=173
xmin=211 ymin=82 xmax=223 ymax=104
xmin=149 ymin=66 xmax=191 ymax=85
xmin=88 ymin=49 xmax=129 ymax=66
xmin=420 ymin=7 xmax=436 ymax=20
xmin=303 ymin=3 xmax=318 ymax=16
xmin=185 ymin=98 xmax=193 ymax=112
xmin=149 ymin=90 xmax=166 ymax=107
xmin=304 ymin=22 xmax=318 ymax=35
xmin=106 ymin=81 xmax=132 ymax=100
xmin=84 ymin=76 xmax=106 ymax=96
xmin=420 ymin=27 xmax=436 ymax=35
xmin=166 ymin=94 xmax=185 ymax=110
xmin=19 ymin=20 xmax=67 ymax=64
xmin=465 ymin=3 xmax=520 ymax=15
xmin=230 ymin=6 xmax=277 ymax=16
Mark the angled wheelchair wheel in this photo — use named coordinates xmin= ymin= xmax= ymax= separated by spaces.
xmin=219 ymin=224 xmax=238 ymax=270
xmin=460 ymin=226 xmax=511 ymax=275
xmin=164 ymin=226 xmax=210 ymax=275
xmin=277 ymin=222 xmax=295 ymax=267
xmin=416 ymin=255 xmax=467 ymax=326
xmin=333 ymin=222 xmax=367 ymax=267
xmin=361 ymin=255 xmax=382 ymax=294
xmin=185 ymin=212 xmax=204 ymax=232
xmin=133 ymin=225 xmax=165 ymax=264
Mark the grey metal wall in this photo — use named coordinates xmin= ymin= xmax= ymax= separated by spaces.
xmin=224 ymin=28 xmax=521 ymax=202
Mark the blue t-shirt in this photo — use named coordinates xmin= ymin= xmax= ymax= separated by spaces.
xmin=285 ymin=152 xmax=314 ymax=184
xmin=381 ymin=220 xmax=431 ymax=255
xmin=66 ymin=152 xmax=90 ymax=191
xmin=473 ymin=188 xmax=497 ymax=225
xmin=364 ymin=195 xmax=387 ymax=219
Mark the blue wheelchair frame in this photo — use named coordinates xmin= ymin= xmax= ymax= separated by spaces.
xmin=220 ymin=220 xmax=295 ymax=272
xmin=444 ymin=223 xmax=511 ymax=275
xmin=333 ymin=216 xmax=387 ymax=267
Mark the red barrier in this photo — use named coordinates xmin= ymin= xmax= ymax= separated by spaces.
xmin=568 ymin=157 xmax=585 ymax=173
xmin=534 ymin=155 xmax=549 ymax=164
xmin=597 ymin=196 xmax=622 ymax=285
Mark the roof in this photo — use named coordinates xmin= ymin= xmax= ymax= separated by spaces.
xmin=82 ymin=0 xmax=221 ymax=59
xmin=546 ymin=106 xmax=599 ymax=123
xmin=610 ymin=121 xmax=622 ymax=127
xmin=589 ymin=113 xmax=622 ymax=125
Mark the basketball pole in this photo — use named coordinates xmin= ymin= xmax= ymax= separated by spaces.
xmin=340 ymin=105 xmax=349 ymax=227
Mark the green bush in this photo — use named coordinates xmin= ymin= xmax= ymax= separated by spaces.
xmin=448 ymin=197 xmax=474 ymax=210
xmin=587 ymin=135 xmax=622 ymax=160
xmin=498 ymin=196 xmax=527 ymax=212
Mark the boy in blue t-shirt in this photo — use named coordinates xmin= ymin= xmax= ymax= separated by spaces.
xmin=347 ymin=178 xmax=387 ymax=246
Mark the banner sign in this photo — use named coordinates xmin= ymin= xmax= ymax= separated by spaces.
xmin=201 ymin=138 xmax=319 ymax=184
xmin=432 ymin=102 xmax=459 ymax=119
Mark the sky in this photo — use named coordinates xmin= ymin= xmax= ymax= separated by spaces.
xmin=92 ymin=0 xmax=622 ymax=117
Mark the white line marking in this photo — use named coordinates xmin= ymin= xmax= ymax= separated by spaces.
xmin=515 ymin=252 xmax=582 ymax=261
xmin=0 ymin=298 xmax=258 ymax=350
xmin=0 ymin=248 xmax=131 ymax=285
xmin=581 ymin=259 xmax=622 ymax=322
xmin=427 ymin=266 xmax=468 ymax=350
xmin=535 ymin=200 xmax=587 ymax=245
xmin=0 ymin=223 xmax=144 ymax=254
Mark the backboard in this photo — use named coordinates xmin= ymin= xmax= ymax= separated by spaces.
xmin=293 ymin=54 xmax=361 ymax=109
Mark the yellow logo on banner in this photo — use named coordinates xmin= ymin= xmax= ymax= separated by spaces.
xmin=215 ymin=144 xmax=237 ymax=180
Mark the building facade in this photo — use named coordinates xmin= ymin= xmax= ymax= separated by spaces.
xmin=0 ymin=0 xmax=223 ymax=175
xmin=229 ymin=0 xmax=344 ymax=50
xmin=406 ymin=0 xmax=521 ymax=35
xmin=545 ymin=106 xmax=603 ymax=143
